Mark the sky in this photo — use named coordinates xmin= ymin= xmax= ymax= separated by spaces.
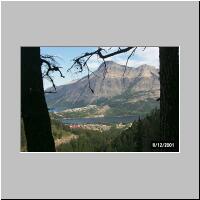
xmin=41 ymin=47 xmax=159 ymax=90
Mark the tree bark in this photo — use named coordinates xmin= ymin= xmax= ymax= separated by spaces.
xmin=159 ymin=47 xmax=179 ymax=151
xmin=21 ymin=47 xmax=56 ymax=152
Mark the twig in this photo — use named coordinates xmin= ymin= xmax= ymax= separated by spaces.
xmin=41 ymin=54 xmax=65 ymax=91
xmin=67 ymin=47 xmax=135 ymax=93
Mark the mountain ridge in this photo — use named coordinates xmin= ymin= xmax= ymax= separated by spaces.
xmin=45 ymin=61 xmax=160 ymax=115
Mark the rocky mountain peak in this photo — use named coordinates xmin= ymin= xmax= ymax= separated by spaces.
xmin=97 ymin=61 xmax=133 ymax=78
xmin=98 ymin=61 xmax=123 ymax=70
xmin=137 ymin=64 xmax=157 ymax=71
xmin=45 ymin=62 xmax=160 ymax=111
xmin=136 ymin=64 xmax=159 ymax=78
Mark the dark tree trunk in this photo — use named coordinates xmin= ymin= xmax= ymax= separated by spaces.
xmin=21 ymin=47 xmax=56 ymax=152
xmin=159 ymin=47 xmax=179 ymax=151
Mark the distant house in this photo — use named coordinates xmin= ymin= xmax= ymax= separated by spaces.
xmin=69 ymin=124 xmax=81 ymax=129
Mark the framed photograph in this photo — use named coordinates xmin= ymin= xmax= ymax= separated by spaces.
xmin=21 ymin=46 xmax=179 ymax=152
xmin=1 ymin=1 xmax=198 ymax=199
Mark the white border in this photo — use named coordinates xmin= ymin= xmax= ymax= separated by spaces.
xmin=20 ymin=46 xmax=181 ymax=154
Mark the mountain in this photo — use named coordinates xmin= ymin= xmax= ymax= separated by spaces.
xmin=45 ymin=61 xmax=160 ymax=116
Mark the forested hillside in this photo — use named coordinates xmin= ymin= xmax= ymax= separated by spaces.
xmin=21 ymin=109 xmax=161 ymax=152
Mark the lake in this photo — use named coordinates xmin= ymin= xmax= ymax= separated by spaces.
xmin=62 ymin=115 xmax=141 ymax=125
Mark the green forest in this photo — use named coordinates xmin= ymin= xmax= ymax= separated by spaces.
xmin=21 ymin=108 xmax=161 ymax=152
xmin=56 ymin=109 xmax=160 ymax=152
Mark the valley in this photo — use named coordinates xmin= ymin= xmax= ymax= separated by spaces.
xmin=45 ymin=61 xmax=160 ymax=118
xmin=21 ymin=61 xmax=161 ymax=152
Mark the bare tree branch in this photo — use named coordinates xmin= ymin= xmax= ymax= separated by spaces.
xmin=67 ymin=47 xmax=135 ymax=92
xmin=48 ymin=75 xmax=56 ymax=91
xmin=102 ymin=57 xmax=108 ymax=80
xmin=85 ymin=63 xmax=94 ymax=94
xmin=41 ymin=55 xmax=65 ymax=92
xmin=98 ymin=47 xmax=133 ymax=59
xmin=45 ymin=91 xmax=57 ymax=94
xmin=68 ymin=47 xmax=134 ymax=72
xmin=123 ymin=47 xmax=137 ymax=77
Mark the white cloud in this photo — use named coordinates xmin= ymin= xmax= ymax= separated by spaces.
xmin=71 ymin=47 xmax=159 ymax=74
xmin=134 ymin=47 xmax=159 ymax=68
xmin=113 ymin=47 xmax=159 ymax=68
